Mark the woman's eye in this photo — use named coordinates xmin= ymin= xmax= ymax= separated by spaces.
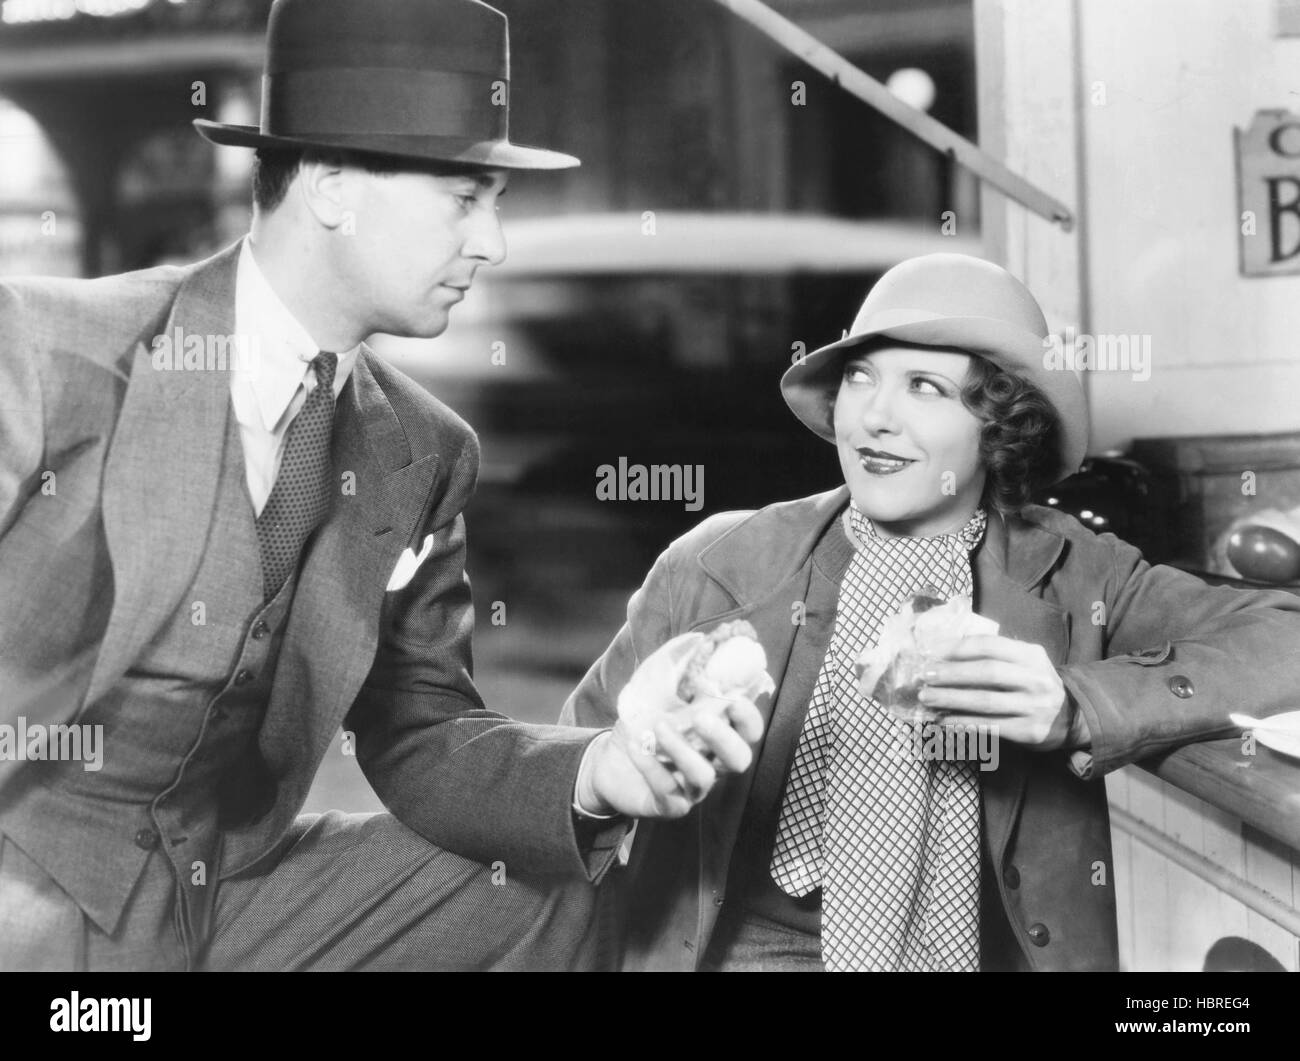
xmin=844 ymin=365 xmax=872 ymax=383
xmin=911 ymin=376 xmax=944 ymax=395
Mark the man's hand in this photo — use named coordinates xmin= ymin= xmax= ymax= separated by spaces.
xmin=578 ymin=634 xmax=767 ymax=819
xmin=916 ymin=635 xmax=1075 ymax=749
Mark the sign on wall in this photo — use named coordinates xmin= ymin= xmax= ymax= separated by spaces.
xmin=1237 ymin=109 xmax=1300 ymax=276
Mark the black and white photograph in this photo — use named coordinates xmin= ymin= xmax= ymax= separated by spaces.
xmin=0 ymin=0 xmax=1297 ymax=1019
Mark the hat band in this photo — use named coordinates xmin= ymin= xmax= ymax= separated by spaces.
xmin=262 ymin=67 xmax=507 ymax=141
xmin=267 ymin=40 xmax=505 ymax=78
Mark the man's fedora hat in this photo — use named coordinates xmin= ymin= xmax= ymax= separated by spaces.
xmin=781 ymin=253 xmax=1088 ymax=487
xmin=194 ymin=0 xmax=579 ymax=170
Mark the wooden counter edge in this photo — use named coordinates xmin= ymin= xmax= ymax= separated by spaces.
xmin=1140 ymin=737 xmax=1300 ymax=852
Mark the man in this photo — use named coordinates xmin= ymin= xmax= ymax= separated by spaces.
xmin=0 ymin=0 xmax=760 ymax=972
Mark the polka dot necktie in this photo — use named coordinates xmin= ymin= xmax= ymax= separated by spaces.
xmin=255 ymin=351 xmax=338 ymax=600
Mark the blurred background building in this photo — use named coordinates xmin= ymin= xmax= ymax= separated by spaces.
xmin=3 ymin=0 xmax=1299 ymax=971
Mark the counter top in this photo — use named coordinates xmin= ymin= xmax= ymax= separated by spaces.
xmin=1138 ymin=566 xmax=1300 ymax=850
xmin=1143 ymin=735 xmax=1300 ymax=851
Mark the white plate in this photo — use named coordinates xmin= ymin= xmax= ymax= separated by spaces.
xmin=1230 ymin=710 xmax=1300 ymax=760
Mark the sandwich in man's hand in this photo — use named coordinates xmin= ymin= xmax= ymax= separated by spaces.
xmin=619 ymin=620 xmax=775 ymax=758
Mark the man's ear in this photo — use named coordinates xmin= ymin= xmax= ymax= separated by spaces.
xmin=296 ymin=156 xmax=351 ymax=230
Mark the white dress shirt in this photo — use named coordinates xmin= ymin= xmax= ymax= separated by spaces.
xmin=230 ymin=239 xmax=616 ymax=824
xmin=231 ymin=237 xmax=360 ymax=515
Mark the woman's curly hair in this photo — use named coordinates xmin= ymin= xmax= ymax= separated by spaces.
xmin=959 ymin=355 xmax=1061 ymax=513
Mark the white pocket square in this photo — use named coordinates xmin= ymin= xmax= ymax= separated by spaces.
xmin=386 ymin=533 xmax=435 ymax=592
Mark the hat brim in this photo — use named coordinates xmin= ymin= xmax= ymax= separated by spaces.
xmin=193 ymin=120 xmax=580 ymax=171
xmin=781 ymin=315 xmax=1089 ymax=487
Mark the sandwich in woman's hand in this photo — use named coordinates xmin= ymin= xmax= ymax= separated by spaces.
xmin=855 ymin=589 xmax=999 ymax=723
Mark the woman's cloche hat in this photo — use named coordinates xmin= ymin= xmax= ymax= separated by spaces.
xmin=781 ymin=253 xmax=1088 ymax=486
xmin=194 ymin=0 xmax=579 ymax=171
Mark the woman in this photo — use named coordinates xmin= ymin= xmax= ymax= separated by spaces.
xmin=561 ymin=254 xmax=1300 ymax=971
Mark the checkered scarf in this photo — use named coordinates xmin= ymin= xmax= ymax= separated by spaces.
xmin=769 ymin=503 xmax=988 ymax=971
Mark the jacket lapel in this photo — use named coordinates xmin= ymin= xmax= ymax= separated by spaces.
xmin=258 ymin=348 xmax=440 ymax=784
xmin=700 ymin=526 xmax=856 ymax=909
xmin=85 ymin=244 xmax=242 ymax=709
xmin=973 ymin=509 xmax=1070 ymax=867
xmin=692 ymin=489 xmax=852 ymax=899
xmin=693 ymin=565 xmax=814 ymax=895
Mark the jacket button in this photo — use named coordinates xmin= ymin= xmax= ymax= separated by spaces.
xmin=1004 ymin=865 xmax=1021 ymax=890
xmin=235 ymin=669 xmax=255 ymax=686
xmin=714 ymin=895 xmax=725 ymax=907
xmin=134 ymin=828 xmax=159 ymax=851
xmin=1027 ymin=922 xmax=1050 ymax=947
xmin=251 ymin=621 xmax=269 ymax=640
xmin=1168 ymin=675 xmax=1195 ymax=699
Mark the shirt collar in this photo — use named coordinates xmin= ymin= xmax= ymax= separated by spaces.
xmin=234 ymin=236 xmax=361 ymax=432
xmin=848 ymin=501 xmax=988 ymax=553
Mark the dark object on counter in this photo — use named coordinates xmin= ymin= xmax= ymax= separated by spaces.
xmin=1202 ymin=936 xmax=1286 ymax=972
xmin=1129 ymin=431 xmax=1300 ymax=569
xmin=1226 ymin=524 xmax=1300 ymax=584
xmin=1031 ymin=456 xmax=1163 ymax=560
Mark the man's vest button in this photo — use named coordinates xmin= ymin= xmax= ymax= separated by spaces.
xmin=251 ymin=621 xmax=269 ymax=640
xmin=1004 ymin=864 xmax=1021 ymax=889
xmin=134 ymin=828 xmax=160 ymax=851
xmin=235 ymin=669 xmax=255 ymax=686
xmin=1027 ymin=922 xmax=1050 ymax=947
xmin=1168 ymin=675 xmax=1195 ymax=699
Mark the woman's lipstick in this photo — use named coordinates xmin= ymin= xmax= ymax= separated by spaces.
xmin=857 ymin=446 xmax=916 ymax=475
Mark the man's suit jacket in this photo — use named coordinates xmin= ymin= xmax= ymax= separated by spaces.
xmin=562 ymin=487 xmax=1300 ymax=971
xmin=0 ymin=243 xmax=611 ymax=935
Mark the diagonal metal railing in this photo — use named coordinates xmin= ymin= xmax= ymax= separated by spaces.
xmin=711 ymin=0 xmax=1075 ymax=231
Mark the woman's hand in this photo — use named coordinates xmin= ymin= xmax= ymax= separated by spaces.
xmin=917 ymin=635 xmax=1075 ymax=749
